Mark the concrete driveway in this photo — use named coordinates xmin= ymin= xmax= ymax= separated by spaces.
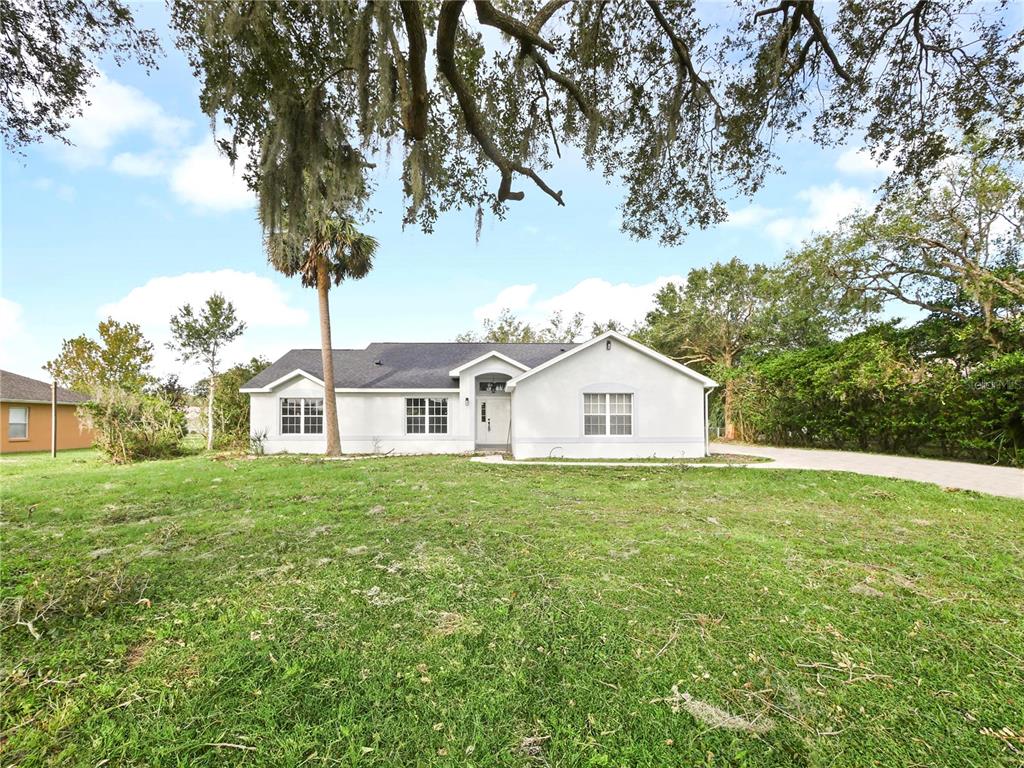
xmin=712 ymin=442 xmax=1024 ymax=500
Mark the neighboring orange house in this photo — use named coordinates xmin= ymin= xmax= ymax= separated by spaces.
xmin=0 ymin=371 xmax=94 ymax=454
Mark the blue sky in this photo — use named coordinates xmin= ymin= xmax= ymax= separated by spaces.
xmin=1 ymin=3 xmax=893 ymax=385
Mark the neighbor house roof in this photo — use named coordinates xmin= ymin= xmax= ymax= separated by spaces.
xmin=241 ymin=342 xmax=577 ymax=392
xmin=0 ymin=370 xmax=90 ymax=404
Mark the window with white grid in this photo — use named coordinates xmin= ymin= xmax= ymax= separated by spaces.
xmin=427 ymin=398 xmax=448 ymax=434
xmin=406 ymin=397 xmax=448 ymax=434
xmin=406 ymin=398 xmax=426 ymax=433
xmin=280 ymin=397 xmax=323 ymax=434
xmin=281 ymin=398 xmax=302 ymax=434
xmin=608 ymin=393 xmax=632 ymax=435
xmin=303 ymin=398 xmax=324 ymax=434
xmin=583 ymin=393 xmax=632 ymax=436
xmin=584 ymin=393 xmax=607 ymax=435
xmin=8 ymin=406 xmax=28 ymax=439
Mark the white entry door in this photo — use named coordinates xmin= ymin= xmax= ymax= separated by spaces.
xmin=476 ymin=397 xmax=511 ymax=446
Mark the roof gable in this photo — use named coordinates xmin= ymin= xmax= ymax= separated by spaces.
xmin=239 ymin=368 xmax=325 ymax=393
xmin=505 ymin=331 xmax=718 ymax=390
xmin=448 ymin=351 xmax=530 ymax=377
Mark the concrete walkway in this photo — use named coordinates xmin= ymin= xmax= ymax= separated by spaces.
xmin=711 ymin=442 xmax=1023 ymax=500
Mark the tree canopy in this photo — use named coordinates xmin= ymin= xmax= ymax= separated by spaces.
xmin=0 ymin=0 xmax=160 ymax=150
xmin=170 ymin=0 xmax=1023 ymax=244
xmin=456 ymin=308 xmax=585 ymax=343
xmin=168 ymin=293 xmax=246 ymax=375
xmin=44 ymin=317 xmax=155 ymax=394
xmin=641 ymin=256 xmax=872 ymax=437
xmin=168 ymin=293 xmax=246 ymax=449
xmin=793 ymin=140 xmax=1024 ymax=354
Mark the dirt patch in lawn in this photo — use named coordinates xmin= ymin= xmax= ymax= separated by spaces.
xmin=850 ymin=582 xmax=885 ymax=598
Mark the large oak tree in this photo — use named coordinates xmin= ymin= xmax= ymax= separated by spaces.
xmin=168 ymin=0 xmax=1023 ymax=244
xmin=793 ymin=141 xmax=1024 ymax=354
xmin=1 ymin=0 xmax=160 ymax=150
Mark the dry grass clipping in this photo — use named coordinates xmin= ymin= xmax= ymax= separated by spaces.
xmin=654 ymin=685 xmax=774 ymax=734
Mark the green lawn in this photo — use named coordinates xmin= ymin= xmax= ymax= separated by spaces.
xmin=2 ymin=451 xmax=1022 ymax=766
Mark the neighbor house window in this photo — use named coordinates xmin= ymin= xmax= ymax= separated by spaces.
xmin=280 ymin=398 xmax=323 ymax=435
xmin=583 ymin=393 xmax=632 ymax=436
xmin=406 ymin=397 xmax=448 ymax=434
xmin=8 ymin=406 xmax=28 ymax=440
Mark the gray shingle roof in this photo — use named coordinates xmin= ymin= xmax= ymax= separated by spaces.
xmin=0 ymin=370 xmax=90 ymax=404
xmin=242 ymin=342 xmax=577 ymax=390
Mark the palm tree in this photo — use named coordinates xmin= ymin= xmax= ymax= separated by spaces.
xmin=264 ymin=217 xmax=378 ymax=456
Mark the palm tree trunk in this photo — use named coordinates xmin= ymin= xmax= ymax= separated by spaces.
xmin=317 ymin=256 xmax=342 ymax=456
xmin=206 ymin=375 xmax=215 ymax=451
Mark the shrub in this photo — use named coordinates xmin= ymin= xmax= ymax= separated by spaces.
xmin=207 ymin=357 xmax=268 ymax=449
xmin=730 ymin=326 xmax=1023 ymax=466
xmin=79 ymin=387 xmax=187 ymax=463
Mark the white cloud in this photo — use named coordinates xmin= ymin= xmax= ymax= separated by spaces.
xmin=99 ymin=270 xmax=309 ymax=378
xmin=60 ymin=74 xmax=190 ymax=167
xmin=111 ymin=151 xmax=167 ymax=177
xmin=723 ymin=204 xmax=780 ymax=228
xmin=45 ymin=73 xmax=255 ymax=215
xmin=472 ymin=275 xmax=684 ymax=330
xmin=835 ymin=147 xmax=897 ymax=176
xmin=170 ymin=139 xmax=254 ymax=212
xmin=763 ymin=182 xmax=873 ymax=246
xmin=472 ymin=284 xmax=538 ymax=321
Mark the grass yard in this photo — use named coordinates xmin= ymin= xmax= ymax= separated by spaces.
xmin=2 ymin=451 xmax=1022 ymax=766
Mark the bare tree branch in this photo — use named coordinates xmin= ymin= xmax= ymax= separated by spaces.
xmin=479 ymin=0 xmax=592 ymax=118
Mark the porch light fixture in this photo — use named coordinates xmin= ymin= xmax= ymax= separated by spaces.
xmin=465 ymin=397 xmax=470 ymax=406
xmin=606 ymin=339 xmax=612 ymax=350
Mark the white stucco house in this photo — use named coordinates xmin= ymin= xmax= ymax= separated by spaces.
xmin=241 ymin=331 xmax=717 ymax=459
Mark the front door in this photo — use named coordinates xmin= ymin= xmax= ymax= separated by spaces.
xmin=476 ymin=397 xmax=511 ymax=446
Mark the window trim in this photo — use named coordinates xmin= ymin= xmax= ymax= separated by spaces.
xmin=278 ymin=397 xmax=324 ymax=436
xmin=8 ymin=405 xmax=29 ymax=441
xmin=406 ymin=396 xmax=449 ymax=435
xmin=581 ymin=392 xmax=633 ymax=437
